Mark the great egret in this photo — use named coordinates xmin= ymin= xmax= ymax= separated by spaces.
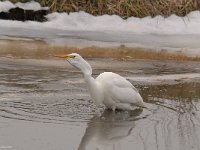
xmin=55 ymin=53 xmax=144 ymax=111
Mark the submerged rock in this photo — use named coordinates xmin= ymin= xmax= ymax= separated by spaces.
xmin=0 ymin=7 xmax=47 ymax=22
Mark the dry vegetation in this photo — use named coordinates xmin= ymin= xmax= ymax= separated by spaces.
xmin=49 ymin=46 xmax=200 ymax=61
xmin=1 ymin=40 xmax=199 ymax=61
xmin=9 ymin=0 xmax=200 ymax=18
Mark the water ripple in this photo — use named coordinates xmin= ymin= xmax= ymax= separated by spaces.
xmin=0 ymin=98 xmax=105 ymax=124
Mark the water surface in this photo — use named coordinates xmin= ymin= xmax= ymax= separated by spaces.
xmin=0 ymin=57 xmax=199 ymax=150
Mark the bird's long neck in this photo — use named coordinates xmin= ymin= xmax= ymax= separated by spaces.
xmin=84 ymin=74 xmax=103 ymax=105
xmin=79 ymin=59 xmax=92 ymax=76
xmin=76 ymin=58 xmax=103 ymax=104
xmin=77 ymin=58 xmax=95 ymax=88
xmin=84 ymin=74 xmax=95 ymax=85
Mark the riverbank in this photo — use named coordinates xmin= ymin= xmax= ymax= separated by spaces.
xmin=1 ymin=39 xmax=200 ymax=61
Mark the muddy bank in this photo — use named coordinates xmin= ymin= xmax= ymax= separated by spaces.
xmin=0 ymin=39 xmax=200 ymax=61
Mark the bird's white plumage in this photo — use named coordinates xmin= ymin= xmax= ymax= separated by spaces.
xmin=96 ymin=72 xmax=144 ymax=110
xmin=56 ymin=53 xmax=144 ymax=111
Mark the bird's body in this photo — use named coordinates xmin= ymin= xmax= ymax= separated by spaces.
xmin=55 ymin=53 xmax=144 ymax=111
xmin=86 ymin=72 xmax=144 ymax=110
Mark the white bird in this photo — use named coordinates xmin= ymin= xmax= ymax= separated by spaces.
xmin=55 ymin=53 xmax=144 ymax=111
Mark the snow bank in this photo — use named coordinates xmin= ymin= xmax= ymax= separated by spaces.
xmin=0 ymin=1 xmax=200 ymax=35
xmin=15 ymin=1 xmax=48 ymax=11
xmin=0 ymin=1 xmax=200 ymax=56
xmin=0 ymin=1 xmax=48 ymax=12
xmin=0 ymin=1 xmax=15 ymax=12
xmin=1 ymin=0 xmax=200 ymax=34
xmin=45 ymin=11 xmax=200 ymax=34
xmin=1 ymin=10 xmax=200 ymax=34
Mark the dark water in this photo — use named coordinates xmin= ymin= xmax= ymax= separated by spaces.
xmin=0 ymin=57 xmax=200 ymax=150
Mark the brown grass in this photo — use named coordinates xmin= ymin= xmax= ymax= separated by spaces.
xmin=0 ymin=40 xmax=199 ymax=61
xmin=43 ymin=0 xmax=200 ymax=18
xmin=50 ymin=46 xmax=200 ymax=61
xmin=10 ymin=0 xmax=200 ymax=18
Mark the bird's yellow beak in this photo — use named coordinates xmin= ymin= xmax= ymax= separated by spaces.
xmin=54 ymin=54 xmax=74 ymax=59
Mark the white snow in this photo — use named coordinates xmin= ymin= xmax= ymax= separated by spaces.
xmin=2 ymin=10 xmax=200 ymax=34
xmin=0 ymin=1 xmax=200 ymax=56
xmin=0 ymin=1 xmax=48 ymax=12
xmin=0 ymin=1 xmax=15 ymax=12
xmin=15 ymin=1 xmax=48 ymax=11
xmin=45 ymin=11 xmax=200 ymax=34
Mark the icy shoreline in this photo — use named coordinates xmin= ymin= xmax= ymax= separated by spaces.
xmin=1 ymin=1 xmax=200 ymax=57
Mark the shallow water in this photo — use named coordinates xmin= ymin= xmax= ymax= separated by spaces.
xmin=0 ymin=57 xmax=199 ymax=150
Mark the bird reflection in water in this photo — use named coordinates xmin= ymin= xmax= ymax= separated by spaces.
xmin=78 ymin=109 xmax=143 ymax=150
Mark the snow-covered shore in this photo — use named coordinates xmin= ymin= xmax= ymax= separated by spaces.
xmin=0 ymin=1 xmax=200 ymax=56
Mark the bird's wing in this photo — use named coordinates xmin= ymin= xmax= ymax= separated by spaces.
xmin=107 ymin=77 xmax=142 ymax=105
xmin=113 ymin=77 xmax=139 ymax=93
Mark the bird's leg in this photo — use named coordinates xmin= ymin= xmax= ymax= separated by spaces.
xmin=111 ymin=106 xmax=116 ymax=111
xmin=116 ymin=103 xmax=136 ymax=111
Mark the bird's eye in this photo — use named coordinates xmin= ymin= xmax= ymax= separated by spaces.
xmin=73 ymin=55 xmax=76 ymax=58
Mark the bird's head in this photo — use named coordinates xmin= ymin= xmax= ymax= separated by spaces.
xmin=54 ymin=53 xmax=92 ymax=75
xmin=55 ymin=53 xmax=82 ymax=65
